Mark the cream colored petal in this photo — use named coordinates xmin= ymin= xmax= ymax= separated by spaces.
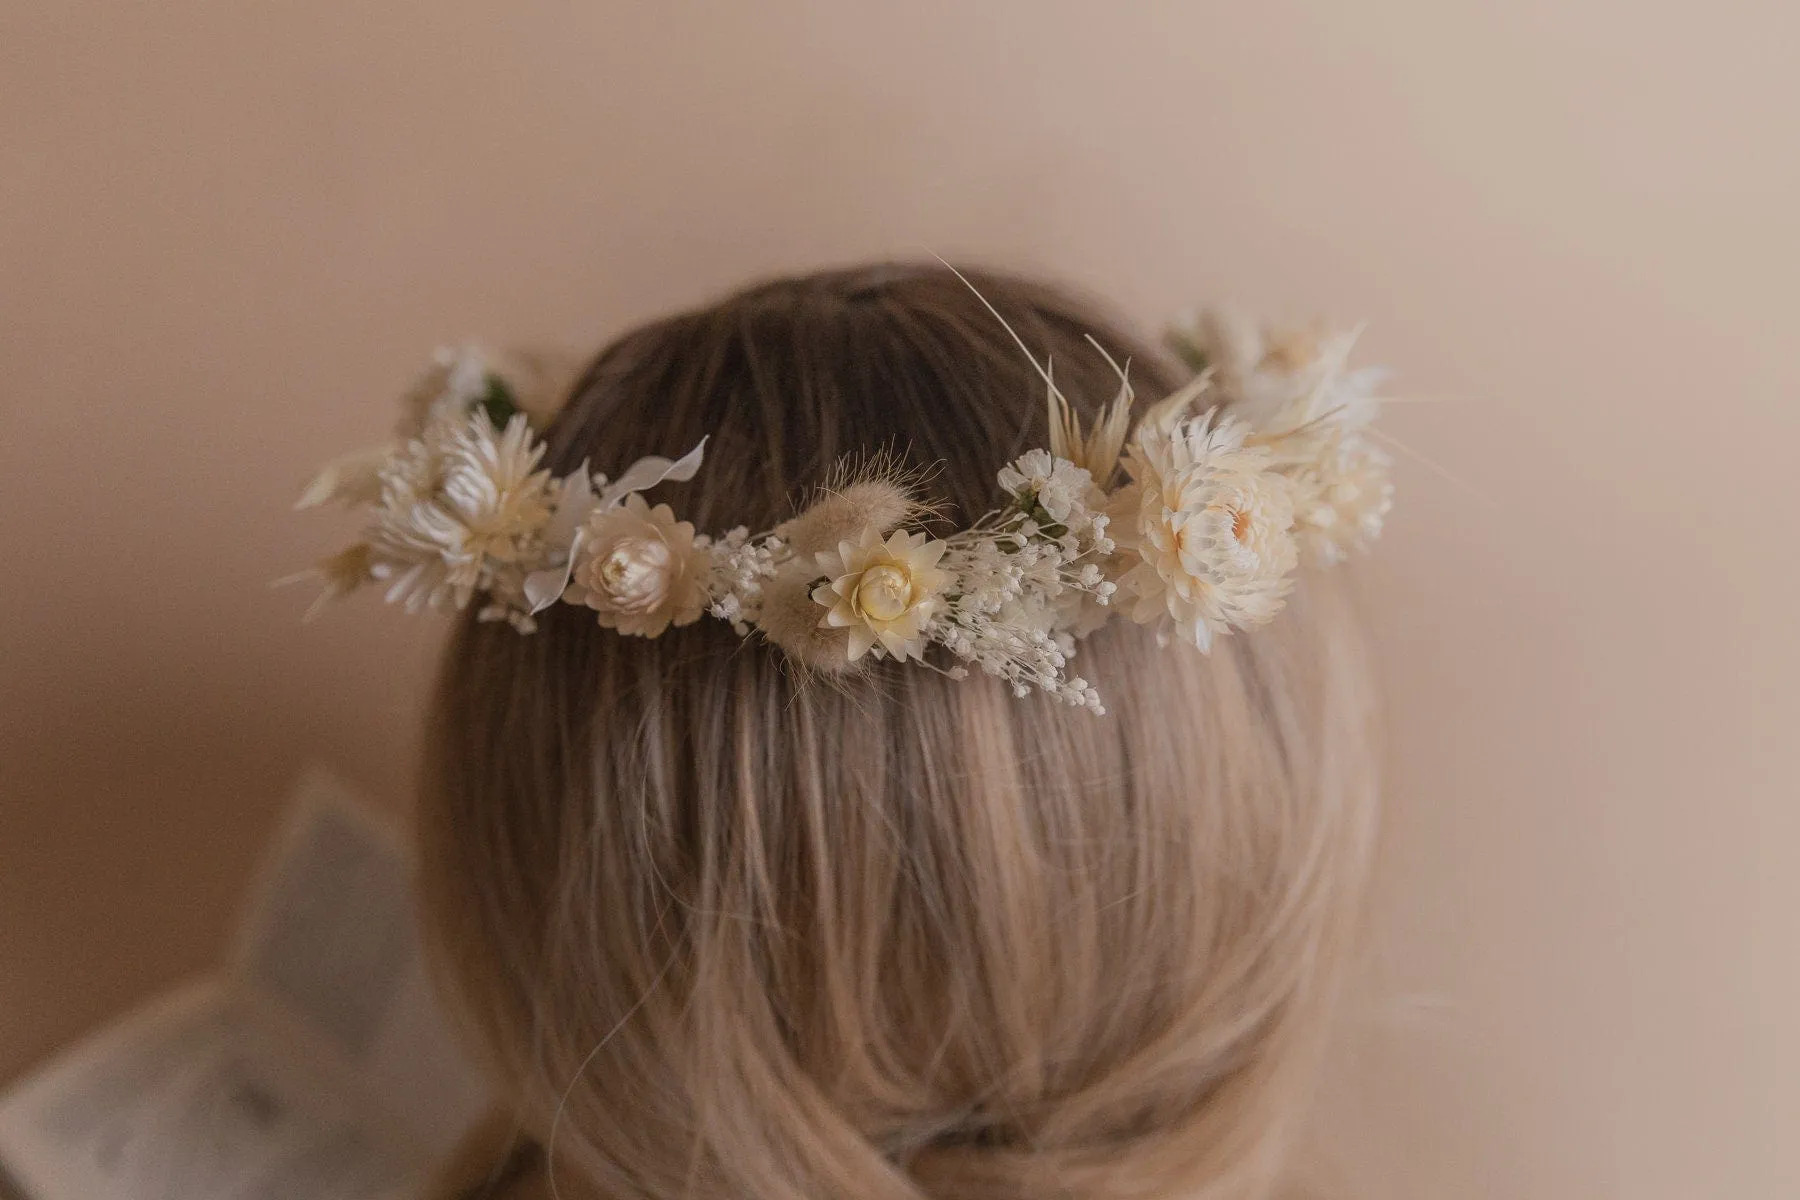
xmin=879 ymin=628 xmax=919 ymax=662
xmin=1183 ymin=616 xmax=1214 ymax=652
xmin=886 ymin=606 xmax=927 ymax=642
xmin=913 ymin=565 xmax=951 ymax=598
xmin=845 ymin=625 xmax=879 ymax=661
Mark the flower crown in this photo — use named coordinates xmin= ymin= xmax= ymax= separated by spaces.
xmin=288 ymin=305 xmax=1395 ymax=715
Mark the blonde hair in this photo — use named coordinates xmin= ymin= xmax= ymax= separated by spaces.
xmin=418 ymin=264 xmax=1381 ymax=1200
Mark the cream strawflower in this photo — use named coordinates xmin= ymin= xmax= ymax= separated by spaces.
xmin=812 ymin=528 xmax=950 ymax=663
xmin=1164 ymin=309 xmax=1394 ymax=570
xmin=1112 ymin=412 xmax=1298 ymax=651
xmin=565 ymin=492 xmax=708 ymax=637
xmin=367 ymin=410 xmax=556 ymax=612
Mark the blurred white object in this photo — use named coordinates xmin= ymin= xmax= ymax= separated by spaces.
xmin=0 ymin=769 xmax=489 ymax=1200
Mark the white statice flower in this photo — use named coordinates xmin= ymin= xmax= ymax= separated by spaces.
xmin=365 ymin=410 xmax=557 ymax=615
xmin=1285 ymin=434 xmax=1395 ymax=567
xmin=996 ymin=449 xmax=1105 ymax=534
xmin=1111 ymin=412 xmax=1298 ymax=651
xmin=812 ymin=528 xmax=950 ymax=663
xmin=563 ymin=493 xmax=708 ymax=637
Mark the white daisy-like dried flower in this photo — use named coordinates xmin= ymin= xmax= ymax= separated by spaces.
xmin=366 ymin=410 xmax=556 ymax=613
xmin=1286 ymin=435 xmax=1394 ymax=566
xmin=564 ymin=492 xmax=709 ymax=637
xmin=1112 ymin=412 xmax=1299 ymax=651
xmin=812 ymin=528 xmax=950 ymax=663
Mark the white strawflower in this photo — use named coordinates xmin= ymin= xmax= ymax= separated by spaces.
xmin=1249 ymin=355 xmax=1386 ymax=467
xmin=812 ymin=528 xmax=950 ymax=663
xmin=1286 ymin=435 xmax=1394 ymax=566
xmin=366 ymin=410 xmax=556 ymax=612
xmin=1165 ymin=307 xmax=1395 ymax=570
xmin=1168 ymin=309 xmax=1383 ymax=441
xmin=1112 ymin=412 xmax=1298 ymax=651
xmin=565 ymin=493 xmax=709 ymax=637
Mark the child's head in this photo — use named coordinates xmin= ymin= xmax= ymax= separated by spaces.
xmin=417 ymin=264 xmax=1380 ymax=1200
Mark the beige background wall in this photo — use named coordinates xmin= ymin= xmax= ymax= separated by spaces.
xmin=3 ymin=2 xmax=1795 ymax=1196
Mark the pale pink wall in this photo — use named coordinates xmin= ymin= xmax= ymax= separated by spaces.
xmin=3 ymin=3 xmax=1795 ymax=1196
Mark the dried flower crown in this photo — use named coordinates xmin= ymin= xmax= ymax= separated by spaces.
xmin=288 ymin=304 xmax=1395 ymax=715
